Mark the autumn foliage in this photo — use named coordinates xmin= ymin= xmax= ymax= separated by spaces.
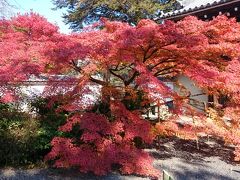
xmin=45 ymin=101 xmax=158 ymax=176
xmin=1 ymin=13 xmax=240 ymax=178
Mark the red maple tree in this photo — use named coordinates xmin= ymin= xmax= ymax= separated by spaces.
xmin=1 ymin=13 xmax=240 ymax=178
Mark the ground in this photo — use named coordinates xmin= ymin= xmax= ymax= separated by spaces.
xmin=151 ymin=137 xmax=240 ymax=180
xmin=1 ymin=137 xmax=240 ymax=180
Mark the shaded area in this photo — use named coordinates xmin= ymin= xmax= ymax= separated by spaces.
xmin=1 ymin=137 xmax=240 ymax=180
xmin=150 ymin=136 xmax=240 ymax=180
xmin=0 ymin=168 xmax=148 ymax=180
xmin=151 ymin=136 xmax=237 ymax=164
xmin=0 ymin=100 xmax=67 ymax=167
xmin=156 ymin=157 xmax=239 ymax=180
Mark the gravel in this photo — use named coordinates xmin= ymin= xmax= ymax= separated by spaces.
xmin=155 ymin=156 xmax=240 ymax=180
xmin=0 ymin=168 xmax=148 ymax=180
xmin=1 ymin=137 xmax=240 ymax=180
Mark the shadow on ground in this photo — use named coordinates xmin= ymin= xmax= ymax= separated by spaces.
xmin=0 ymin=168 xmax=148 ymax=180
xmin=148 ymin=136 xmax=240 ymax=180
xmin=1 ymin=137 xmax=240 ymax=180
xmin=150 ymin=136 xmax=237 ymax=164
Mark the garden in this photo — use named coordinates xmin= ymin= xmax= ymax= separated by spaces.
xmin=0 ymin=0 xmax=240 ymax=179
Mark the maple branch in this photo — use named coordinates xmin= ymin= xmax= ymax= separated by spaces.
xmin=139 ymin=43 xmax=157 ymax=63
xmin=145 ymin=48 xmax=159 ymax=61
xmin=154 ymin=65 xmax=178 ymax=76
xmin=70 ymin=60 xmax=82 ymax=73
xmin=155 ymin=70 xmax=176 ymax=77
xmin=158 ymin=41 xmax=177 ymax=53
xmin=109 ymin=68 xmax=125 ymax=82
xmin=142 ymin=41 xmax=177 ymax=63
xmin=70 ymin=60 xmax=109 ymax=86
xmin=113 ymin=63 xmax=120 ymax=70
xmin=112 ymin=63 xmax=134 ymax=71
xmin=204 ymin=57 xmax=227 ymax=66
xmin=89 ymin=76 xmax=107 ymax=86
xmin=149 ymin=59 xmax=176 ymax=70
xmin=70 ymin=60 xmax=108 ymax=86
xmin=125 ymin=71 xmax=139 ymax=86
xmin=123 ymin=47 xmax=177 ymax=86
xmin=189 ymin=93 xmax=206 ymax=97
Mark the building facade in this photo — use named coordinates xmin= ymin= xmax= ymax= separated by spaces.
xmin=147 ymin=0 xmax=240 ymax=119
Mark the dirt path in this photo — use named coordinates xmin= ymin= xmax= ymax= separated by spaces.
xmin=1 ymin=137 xmax=240 ymax=180
xmin=0 ymin=168 xmax=147 ymax=180
xmin=150 ymin=137 xmax=240 ymax=180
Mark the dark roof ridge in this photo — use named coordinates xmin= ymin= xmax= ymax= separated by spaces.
xmin=160 ymin=0 xmax=240 ymax=20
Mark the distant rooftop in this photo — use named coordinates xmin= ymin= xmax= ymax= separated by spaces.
xmin=160 ymin=0 xmax=240 ymax=20
xmin=179 ymin=0 xmax=221 ymax=9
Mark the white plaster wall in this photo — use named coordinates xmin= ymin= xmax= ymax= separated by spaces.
xmin=174 ymin=75 xmax=208 ymax=111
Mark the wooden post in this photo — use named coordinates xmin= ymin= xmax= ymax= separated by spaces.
xmin=157 ymin=99 xmax=161 ymax=150
xmin=163 ymin=170 xmax=174 ymax=180
xmin=196 ymin=138 xmax=199 ymax=150
xmin=158 ymin=99 xmax=160 ymax=122
xmin=192 ymin=116 xmax=199 ymax=150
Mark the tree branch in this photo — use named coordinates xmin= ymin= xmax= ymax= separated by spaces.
xmin=154 ymin=65 xmax=178 ymax=76
xmin=109 ymin=68 xmax=125 ymax=82
xmin=148 ymin=59 xmax=176 ymax=70
xmin=125 ymin=71 xmax=139 ymax=86
xmin=89 ymin=76 xmax=107 ymax=86
xmin=70 ymin=60 xmax=82 ymax=73
xmin=155 ymin=70 xmax=176 ymax=77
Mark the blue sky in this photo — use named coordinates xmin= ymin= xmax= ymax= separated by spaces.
xmin=10 ymin=0 xmax=71 ymax=34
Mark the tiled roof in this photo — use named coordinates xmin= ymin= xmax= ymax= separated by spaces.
xmin=179 ymin=0 xmax=222 ymax=9
xmin=160 ymin=0 xmax=239 ymax=20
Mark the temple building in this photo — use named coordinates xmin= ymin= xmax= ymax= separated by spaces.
xmin=160 ymin=0 xmax=240 ymax=21
xmin=148 ymin=0 xmax=240 ymax=119
xmin=166 ymin=0 xmax=239 ymax=110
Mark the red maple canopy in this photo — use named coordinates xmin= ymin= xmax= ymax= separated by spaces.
xmin=1 ymin=13 xmax=240 ymax=177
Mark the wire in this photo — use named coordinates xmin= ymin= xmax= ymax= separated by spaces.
xmin=10 ymin=0 xmax=26 ymax=11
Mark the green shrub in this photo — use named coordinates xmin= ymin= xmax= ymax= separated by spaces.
xmin=0 ymin=97 xmax=67 ymax=167
xmin=30 ymin=97 xmax=67 ymax=154
xmin=0 ymin=103 xmax=41 ymax=166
